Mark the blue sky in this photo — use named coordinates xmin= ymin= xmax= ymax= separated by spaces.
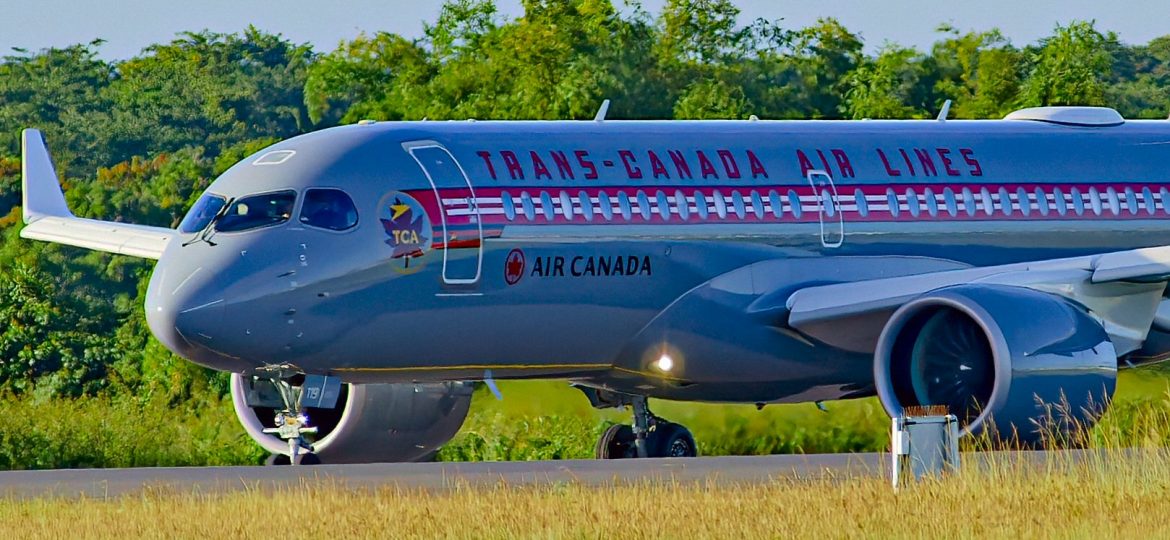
xmin=3 ymin=0 xmax=1169 ymax=59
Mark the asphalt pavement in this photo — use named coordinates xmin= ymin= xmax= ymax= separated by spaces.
xmin=0 ymin=450 xmax=1111 ymax=499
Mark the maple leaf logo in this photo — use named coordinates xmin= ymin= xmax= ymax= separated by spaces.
xmin=504 ymin=249 xmax=525 ymax=285
xmin=381 ymin=197 xmax=430 ymax=259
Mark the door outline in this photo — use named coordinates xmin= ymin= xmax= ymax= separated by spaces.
xmin=402 ymin=140 xmax=483 ymax=285
xmin=807 ymin=169 xmax=844 ymax=248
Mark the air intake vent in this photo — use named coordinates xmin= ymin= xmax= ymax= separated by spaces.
xmin=1004 ymin=106 xmax=1124 ymax=127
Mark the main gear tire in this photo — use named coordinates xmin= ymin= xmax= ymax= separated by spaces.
xmin=595 ymin=424 xmax=637 ymax=459
xmin=648 ymin=422 xmax=698 ymax=458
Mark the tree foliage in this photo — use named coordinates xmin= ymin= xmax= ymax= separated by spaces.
xmin=0 ymin=6 xmax=1166 ymax=399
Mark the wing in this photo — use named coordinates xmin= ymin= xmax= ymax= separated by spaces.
xmin=784 ymin=248 xmax=1170 ymax=356
xmin=19 ymin=129 xmax=175 ymax=259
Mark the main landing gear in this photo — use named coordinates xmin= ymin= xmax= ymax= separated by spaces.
xmin=578 ymin=387 xmax=698 ymax=459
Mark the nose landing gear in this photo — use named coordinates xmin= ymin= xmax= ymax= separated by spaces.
xmin=579 ymin=387 xmax=698 ymax=459
xmin=253 ymin=365 xmax=329 ymax=466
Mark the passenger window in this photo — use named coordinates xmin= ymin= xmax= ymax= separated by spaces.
xmin=713 ymin=190 xmax=728 ymax=219
xmin=731 ymin=191 xmax=746 ymax=219
xmin=1054 ymin=188 xmax=1068 ymax=216
xmin=1071 ymin=188 xmax=1085 ymax=215
xmin=853 ymin=189 xmax=868 ymax=218
xmin=770 ymin=190 xmax=785 ymax=218
xmin=1088 ymin=187 xmax=1102 ymax=215
xmin=299 ymin=189 xmax=357 ymax=231
xmin=923 ymin=188 xmax=938 ymax=217
xmin=578 ymin=191 xmax=594 ymax=221
xmin=980 ymin=188 xmax=994 ymax=216
xmin=675 ymin=190 xmax=690 ymax=220
xmin=559 ymin=191 xmax=574 ymax=221
xmin=656 ymin=191 xmax=671 ymax=220
xmin=598 ymin=191 xmax=613 ymax=221
xmin=943 ymin=188 xmax=957 ymax=216
xmin=1034 ymin=187 xmax=1049 ymax=216
xmin=821 ymin=189 xmax=836 ymax=217
xmin=618 ymin=192 xmax=632 ymax=220
xmin=694 ymin=191 xmax=710 ymax=220
xmin=636 ymin=191 xmax=653 ymax=220
xmin=502 ymin=191 xmax=516 ymax=221
xmin=540 ymin=192 xmax=555 ymax=221
xmin=789 ymin=190 xmax=803 ymax=219
xmin=1105 ymin=187 xmax=1120 ymax=215
xmin=886 ymin=188 xmax=899 ymax=218
xmin=521 ymin=191 xmax=536 ymax=220
xmin=217 ymin=191 xmax=297 ymax=233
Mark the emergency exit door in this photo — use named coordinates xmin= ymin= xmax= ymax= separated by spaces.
xmin=404 ymin=141 xmax=483 ymax=284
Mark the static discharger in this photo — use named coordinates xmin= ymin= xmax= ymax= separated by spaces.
xmin=891 ymin=405 xmax=960 ymax=489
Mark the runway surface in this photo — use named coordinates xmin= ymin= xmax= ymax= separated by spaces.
xmin=0 ymin=451 xmax=1098 ymax=499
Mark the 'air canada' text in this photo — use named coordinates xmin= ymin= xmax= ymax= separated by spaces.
xmin=530 ymin=255 xmax=652 ymax=278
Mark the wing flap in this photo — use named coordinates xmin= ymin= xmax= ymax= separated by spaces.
xmin=1091 ymin=246 xmax=1170 ymax=283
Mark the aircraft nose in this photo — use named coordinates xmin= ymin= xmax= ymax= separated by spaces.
xmin=144 ymin=260 xmax=226 ymax=364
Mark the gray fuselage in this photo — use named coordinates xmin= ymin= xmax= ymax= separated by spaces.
xmin=144 ymin=118 xmax=1170 ymax=404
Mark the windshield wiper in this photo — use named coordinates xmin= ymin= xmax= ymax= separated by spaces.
xmin=182 ymin=197 xmax=234 ymax=247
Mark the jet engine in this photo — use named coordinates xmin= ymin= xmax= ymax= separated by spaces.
xmin=873 ymin=285 xmax=1116 ymax=444
xmin=230 ymin=374 xmax=473 ymax=463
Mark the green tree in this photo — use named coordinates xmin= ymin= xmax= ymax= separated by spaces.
xmin=0 ymin=261 xmax=120 ymax=396
xmin=931 ymin=26 xmax=1023 ymax=118
xmin=0 ymin=42 xmax=115 ymax=176
xmin=97 ymin=27 xmax=314 ymax=163
xmin=842 ymin=45 xmax=931 ymax=119
xmin=1019 ymin=21 xmax=1113 ymax=107
xmin=303 ymin=32 xmax=431 ymax=124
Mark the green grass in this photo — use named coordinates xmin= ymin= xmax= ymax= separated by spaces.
xmin=0 ymin=392 xmax=264 ymax=469
xmin=2 ymin=367 xmax=1170 ymax=469
xmin=438 ymin=366 xmax=1170 ymax=460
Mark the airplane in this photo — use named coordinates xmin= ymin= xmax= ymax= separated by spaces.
xmin=18 ymin=105 xmax=1170 ymax=464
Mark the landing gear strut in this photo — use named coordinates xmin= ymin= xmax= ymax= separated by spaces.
xmin=258 ymin=367 xmax=320 ymax=466
xmin=582 ymin=389 xmax=698 ymax=459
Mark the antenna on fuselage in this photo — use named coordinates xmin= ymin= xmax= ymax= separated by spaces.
xmin=594 ymin=99 xmax=610 ymax=122
xmin=937 ymin=99 xmax=953 ymax=122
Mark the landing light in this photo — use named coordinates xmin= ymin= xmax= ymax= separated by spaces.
xmin=655 ymin=354 xmax=674 ymax=373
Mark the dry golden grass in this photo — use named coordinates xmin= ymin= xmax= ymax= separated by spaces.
xmin=2 ymin=452 xmax=1169 ymax=540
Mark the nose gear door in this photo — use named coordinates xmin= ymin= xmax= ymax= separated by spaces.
xmin=404 ymin=141 xmax=483 ymax=285
xmin=807 ymin=169 xmax=844 ymax=248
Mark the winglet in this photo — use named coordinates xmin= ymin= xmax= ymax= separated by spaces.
xmin=22 ymin=128 xmax=73 ymax=224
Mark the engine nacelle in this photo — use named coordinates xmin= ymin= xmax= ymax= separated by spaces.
xmin=230 ymin=374 xmax=473 ymax=463
xmin=874 ymin=285 xmax=1116 ymax=444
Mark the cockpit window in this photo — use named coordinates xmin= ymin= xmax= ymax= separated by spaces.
xmin=216 ymin=191 xmax=297 ymax=232
xmin=179 ymin=193 xmax=227 ymax=234
xmin=299 ymin=189 xmax=358 ymax=231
